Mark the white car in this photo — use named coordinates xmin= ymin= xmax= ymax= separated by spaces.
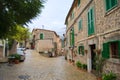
xmin=17 ymin=48 xmax=26 ymax=62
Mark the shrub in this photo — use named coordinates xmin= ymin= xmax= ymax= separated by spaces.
xmin=82 ymin=64 xmax=87 ymax=70
xmin=76 ymin=61 xmax=82 ymax=68
xmin=102 ymin=72 xmax=117 ymax=80
xmin=9 ymin=54 xmax=21 ymax=60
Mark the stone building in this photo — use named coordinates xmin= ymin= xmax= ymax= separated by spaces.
xmin=65 ymin=0 xmax=120 ymax=76
xmin=32 ymin=29 xmax=62 ymax=56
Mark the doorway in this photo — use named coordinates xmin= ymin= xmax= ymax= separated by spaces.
xmin=90 ymin=44 xmax=96 ymax=70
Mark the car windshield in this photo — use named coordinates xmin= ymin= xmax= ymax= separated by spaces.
xmin=17 ymin=48 xmax=24 ymax=55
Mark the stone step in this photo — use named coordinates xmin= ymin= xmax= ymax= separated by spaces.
xmin=0 ymin=57 xmax=8 ymax=63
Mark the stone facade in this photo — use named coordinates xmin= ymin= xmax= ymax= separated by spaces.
xmin=32 ymin=29 xmax=62 ymax=56
xmin=65 ymin=0 xmax=120 ymax=77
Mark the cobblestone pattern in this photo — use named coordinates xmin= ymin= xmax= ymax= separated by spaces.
xmin=0 ymin=50 xmax=96 ymax=80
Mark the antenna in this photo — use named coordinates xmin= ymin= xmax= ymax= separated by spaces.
xmin=42 ymin=25 xmax=44 ymax=29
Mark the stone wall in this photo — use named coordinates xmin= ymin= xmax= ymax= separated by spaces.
xmin=0 ymin=46 xmax=3 ymax=58
xmin=103 ymin=60 xmax=120 ymax=80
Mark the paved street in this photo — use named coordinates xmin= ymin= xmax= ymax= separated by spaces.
xmin=0 ymin=50 xmax=96 ymax=80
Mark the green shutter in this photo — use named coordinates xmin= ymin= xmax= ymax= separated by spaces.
xmin=102 ymin=43 xmax=110 ymax=59
xmin=82 ymin=46 xmax=84 ymax=55
xmin=79 ymin=19 xmax=82 ymax=31
xmin=91 ymin=8 xmax=94 ymax=34
xmin=78 ymin=0 xmax=80 ymax=6
xmin=88 ymin=12 xmax=91 ymax=35
xmin=105 ymin=0 xmax=110 ymax=11
xmin=88 ymin=8 xmax=94 ymax=36
xmin=40 ymin=33 xmax=43 ymax=39
xmin=72 ymin=29 xmax=74 ymax=46
xmin=78 ymin=46 xmax=80 ymax=54
xmin=118 ymin=41 xmax=120 ymax=59
xmin=70 ymin=33 xmax=72 ymax=46
xmin=105 ymin=0 xmax=118 ymax=11
xmin=111 ymin=0 xmax=117 ymax=7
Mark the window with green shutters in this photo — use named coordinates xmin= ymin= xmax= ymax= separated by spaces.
xmin=105 ymin=0 xmax=118 ymax=11
xmin=78 ymin=0 xmax=80 ymax=6
xmin=70 ymin=28 xmax=74 ymax=46
xmin=102 ymin=40 xmax=120 ymax=59
xmin=40 ymin=33 xmax=44 ymax=40
xmin=102 ymin=42 xmax=110 ymax=59
xmin=78 ymin=46 xmax=84 ymax=55
xmin=78 ymin=19 xmax=82 ymax=31
xmin=70 ymin=11 xmax=74 ymax=20
xmin=87 ymin=8 xmax=95 ymax=36
xmin=118 ymin=41 xmax=120 ymax=58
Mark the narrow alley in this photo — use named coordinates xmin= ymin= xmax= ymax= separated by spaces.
xmin=0 ymin=50 xmax=96 ymax=80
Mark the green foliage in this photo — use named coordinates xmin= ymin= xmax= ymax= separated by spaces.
xmin=9 ymin=54 xmax=21 ymax=60
xmin=82 ymin=64 xmax=87 ymax=70
xmin=94 ymin=54 xmax=106 ymax=77
xmin=11 ymin=25 xmax=30 ymax=42
xmin=0 ymin=0 xmax=45 ymax=38
xmin=8 ymin=39 xmax=14 ymax=50
xmin=102 ymin=72 xmax=117 ymax=80
xmin=76 ymin=61 xmax=82 ymax=68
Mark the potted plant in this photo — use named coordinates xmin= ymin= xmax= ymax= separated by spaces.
xmin=82 ymin=64 xmax=87 ymax=71
xmin=14 ymin=54 xmax=21 ymax=64
xmin=76 ymin=61 xmax=82 ymax=69
xmin=102 ymin=72 xmax=117 ymax=80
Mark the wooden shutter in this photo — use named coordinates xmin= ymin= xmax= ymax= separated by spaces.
xmin=78 ymin=0 xmax=80 ymax=6
xmin=82 ymin=46 xmax=84 ymax=55
xmin=79 ymin=19 xmax=82 ymax=31
xmin=78 ymin=46 xmax=80 ymax=54
xmin=72 ymin=29 xmax=74 ymax=46
xmin=105 ymin=0 xmax=117 ymax=11
xmin=111 ymin=0 xmax=117 ymax=7
xmin=88 ymin=11 xmax=91 ymax=35
xmin=91 ymin=8 xmax=94 ymax=34
xmin=40 ymin=33 xmax=43 ymax=39
xmin=102 ymin=42 xmax=110 ymax=59
xmin=105 ymin=0 xmax=110 ymax=11
xmin=118 ymin=41 xmax=120 ymax=59
xmin=88 ymin=8 xmax=94 ymax=36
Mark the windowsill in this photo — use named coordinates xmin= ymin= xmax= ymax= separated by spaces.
xmin=78 ymin=29 xmax=83 ymax=33
xmin=108 ymin=58 xmax=120 ymax=64
xmin=105 ymin=5 xmax=120 ymax=16
xmin=88 ymin=33 xmax=95 ymax=37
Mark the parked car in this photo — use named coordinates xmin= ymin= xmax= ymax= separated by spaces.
xmin=17 ymin=48 xmax=26 ymax=62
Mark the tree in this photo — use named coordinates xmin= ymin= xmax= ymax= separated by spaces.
xmin=8 ymin=25 xmax=30 ymax=50
xmin=0 ymin=0 xmax=45 ymax=38
xmin=12 ymin=25 xmax=29 ymax=42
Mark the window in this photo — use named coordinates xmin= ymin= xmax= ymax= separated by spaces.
xmin=105 ymin=0 xmax=118 ymax=11
xmin=87 ymin=8 xmax=95 ymax=36
xmin=70 ymin=28 xmax=74 ymax=46
xmin=78 ymin=46 xmax=84 ymax=55
xmin=102 ymin=41 xmax=120 ymax=59
xmin=70 ymin=11 xmax=74 ymax=20
xmin=110 ymin=42 xmax=119 ymax=58
xmin=78 ymin=19 xmax=82 ymax=31
xmin=78 ymin=0 xmax=80 ymax=6
xmin=40 ymin=33 xmax=44 ymax=40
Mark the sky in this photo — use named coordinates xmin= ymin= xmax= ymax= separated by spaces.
xmin=27 ymin=0 xmax=73 ymax=37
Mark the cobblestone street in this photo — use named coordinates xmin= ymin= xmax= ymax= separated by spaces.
xmin=0 ymin=50 xmax=96 ymax=80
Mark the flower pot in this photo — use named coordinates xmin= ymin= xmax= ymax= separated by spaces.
xmin=96 ymin=77 xmax=102 ymax=80
xmin=14 ymin=60 xmax=19 ymax=64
